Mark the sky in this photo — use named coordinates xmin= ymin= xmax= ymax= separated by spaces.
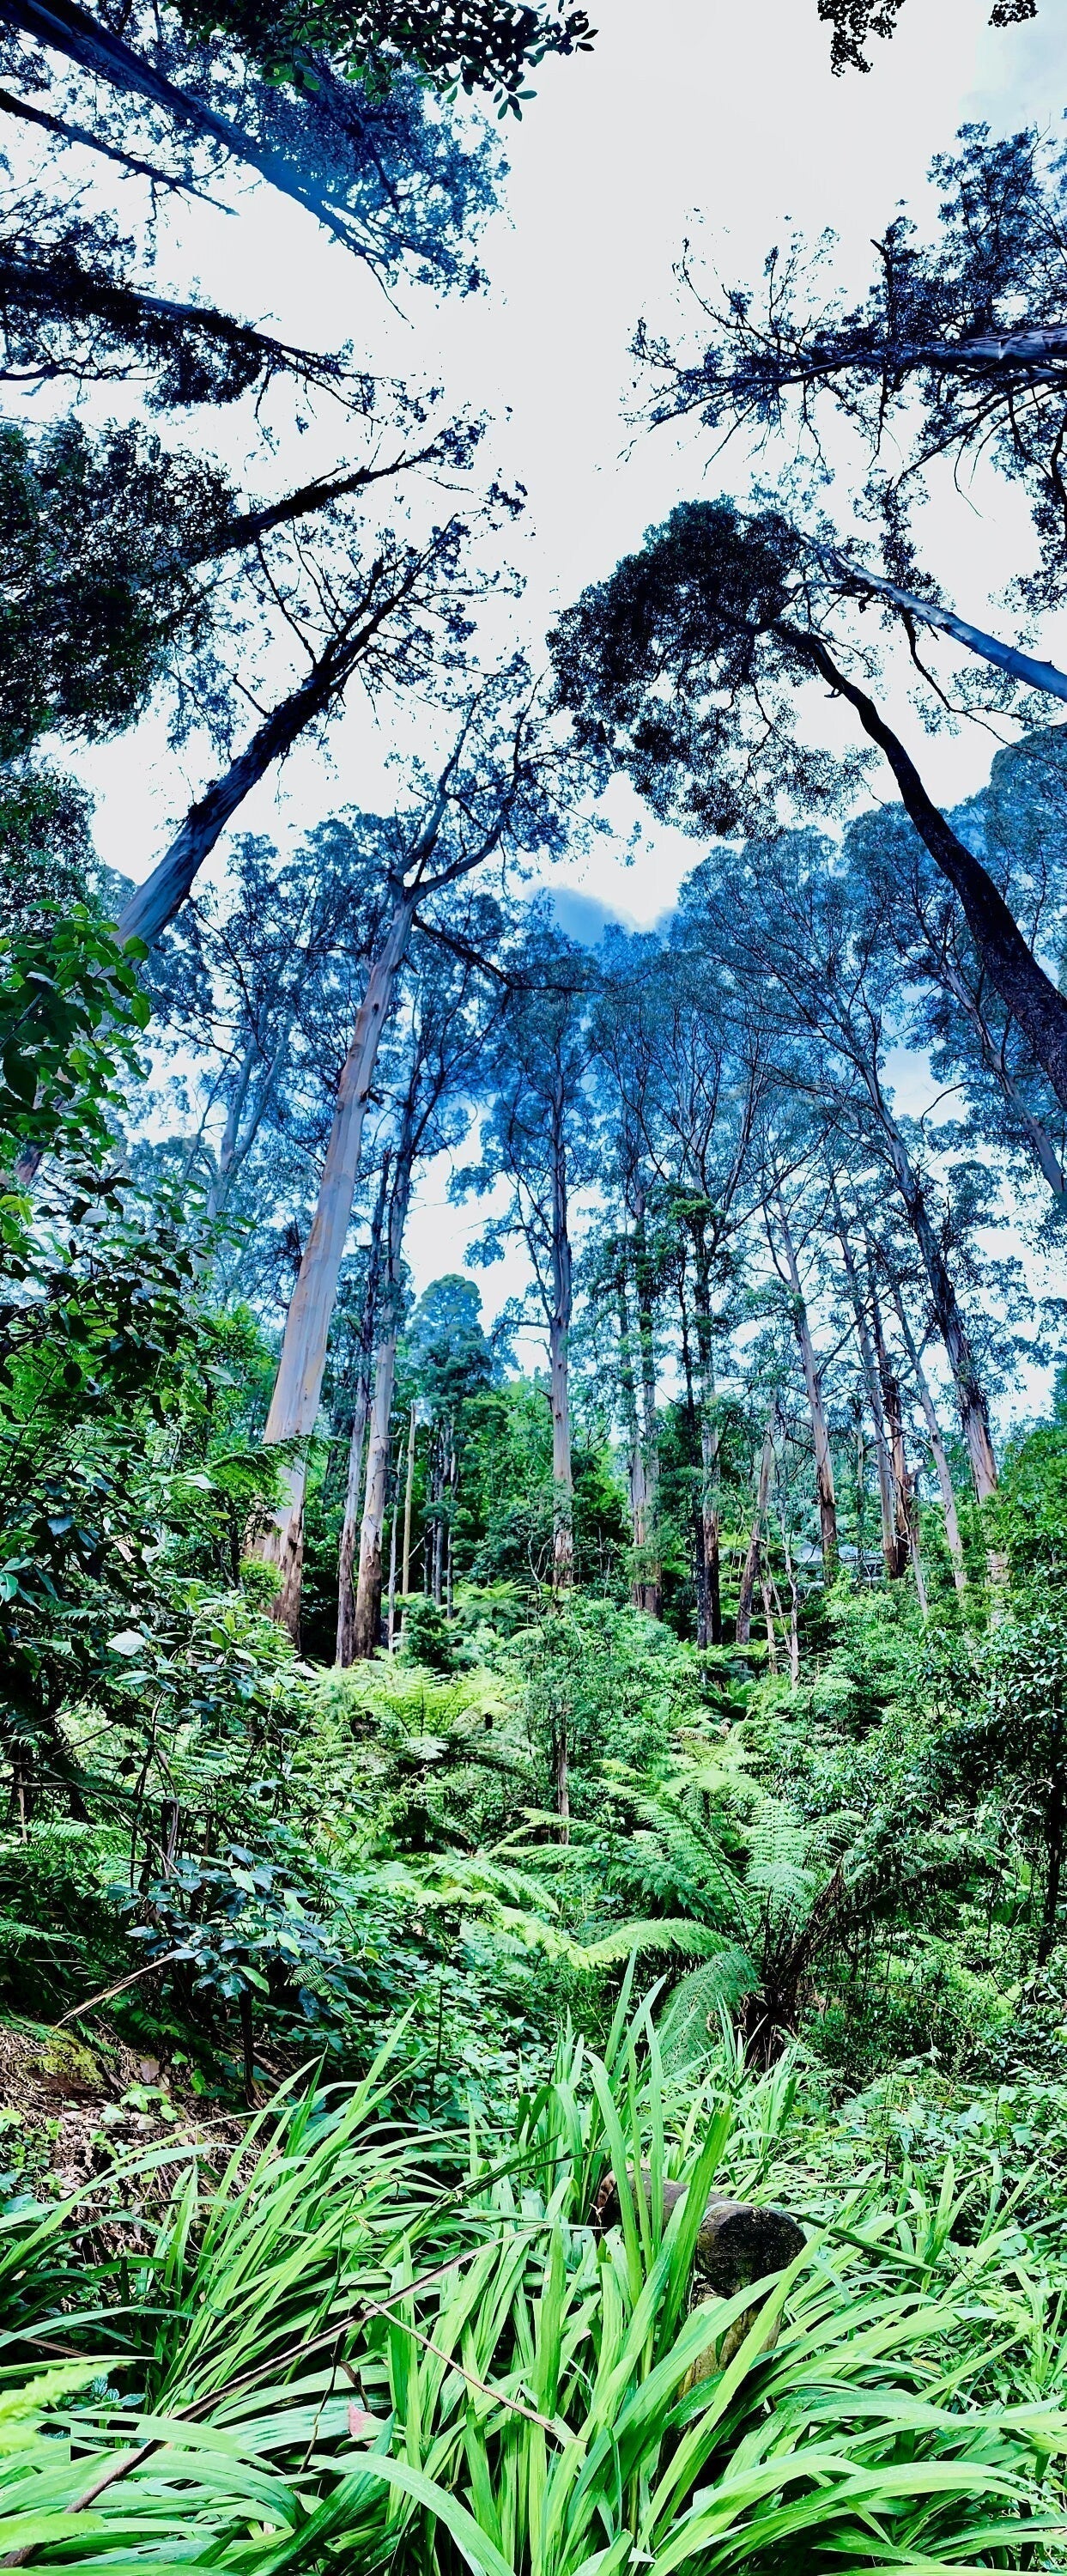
xmin=70 ymin=0 xmax=1067 ymax=921
xmin=21 ymin=0 xmax=1067 ymax=1394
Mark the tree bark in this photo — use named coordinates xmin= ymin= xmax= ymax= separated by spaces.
xmin=117 ymin=616 xmax=387 ymax=952
xmin=774 ymin=1192 xmax=838 ymax=1577
xmin=888 ymin=1277 xmax=968 ymax=1595
xmin=401 ymin=1400 xmax=417 ymax=1601
xmin=351 ymin=1327 xmax=398 ymax=1658
xmin=689 ymin=1228 xmax=723 ymax=1647
xmin=833 ymin=1194 xmax=898 ymax=1577
xmin=386 ymin=1443 xmax=399 ymax=1649
xmin=1 ymin=0 xmax=375 ymax=252
xmin=336 ymin=1154 xmax=391 ymax=1667
xmin=788 ymin=628 xmax=1067 ymax=1112
xmin=816 ymin=548 xmax=1067 ymax=708
xmin=868 ymin=1103 xmax=997 ymax=1504
xmin=632 ymin=1188 xmax=663 ymax=1617
xmin=351 ymin=1125 xmax=416 ymax=1660
xmin=935 ymin=951 xmax=1067 ymax=1202
xmin=869 ymin=1266 xmax=927 ymax=1609
xmin=549 ymin=1078 xmax=574 ymax=1589
xmin=737 ymin=1413 xmax=776 ymax=1646
xmin=615 ymin=1261 xmax=651 ymax=1601
xmin=254 ymin=892 xmax=416 ymax=1637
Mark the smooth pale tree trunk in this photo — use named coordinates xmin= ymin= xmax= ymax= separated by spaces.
xmin=791 ymin=629 xmax=1067 ymax=1112
xmin=255 ymin=893 xmax=417 ymax=1637
xmin=888 ymin=1278 xmax=968 ymax=1595
xmin=870 ymin=1277 xmax=927 ymax=1611
xmin=780 ymin=1513 xmax=801 ymax=1684
xmin=13 ymin=637 xmax=375 ymax=1194
xmin=386 ymin=1445 xmax=399 ymax=1649
xmin=3 ymin=0 xmax=375 ymax=249
xmin=691 ymin=1241 xmax=723 ymax=1646
xmin=549 ymin=1085 xmax=574 ymax=1589
xmin=833 ymin=1198 xmax=898 ymax=1577
xmin=869 ymin=1101 xmax=998 ymax=1505
xmin=937 ymin=954 xmax=1067 ymax=1202
xmin=615 ymin=1267 xmax=652 ymax=1601
xmin=401 ymin=1401 xmax=417 ymax=1600
xmin=815 ymin=548 xmax=1067 ymax=708
xmin=632 ymin=1191 xmax=663 ymax=1618
xmin=207 ymin=1015 xmax=294 ymax=1224
xmin=352 ymin=1133 xmax=415 ymax=1659
xmin=336 ymin=1155 xmax=391 ymax=1667
xmin=116 ymin=625 xmax=383 ymax=952
xmin=737 ymin=1413 xmax=777 ymax=1646
xmin=352 ymin=1331 xmax=399 ymax=1657
xmin=774 ymin=1193 xmax=838 ymax=1577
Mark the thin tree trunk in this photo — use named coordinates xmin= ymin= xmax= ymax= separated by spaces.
xmin=352 ymin=1327 xmax=398 ymax=1658
xmin=615 ymin=1263 xmax=650 ymax=1599
xmin=888 ymin=1277 xmax=968 ymax=1595
xmin=401 ymin=1400 xmax=417 ymax=1600
xmin=208 ymin=1014 xmax=295 ymax=1222
xmin=116 ymin=618 xmax=391 ymax=952
xmin=555 ymin=1715 xmax=570 ymax=1844
xmin=869 ymin=1105 xmax=998 ymax=1504
xmin=690 ymin=1224 xmax=723 ymax=1645
xmin=336 ymin=1154 xmax=391 ymax=1668
xmin=632 ymin=1188 xmax=662 ymax=1618
xmin=790 ymin=628 xmax=1067 ymax=1112
xmin=761 ymin=1574 xmax=779 ymax=1671
xmin=780 ymin=1511 xmax=800 ymax=1684
xmin=774 ymin=1192 xmax=838 ymax=1576
xmin=549 ymin=1083 xmax=574 ymax=1590
xmin=868 ymin=1262 xmax=919 ymax=1585
xmin=937 ymin=953 xmax=1067 ymax=1202
xmin=833 ymin=1194 xmax=897 ymax=1577
xmin=254 ymin=894 xmax=416 ymax=1637
xmin=386 ymin=1446 xmax=399 ymax=1649
xmin=816 ymin=547 xmax=1067 ymax=708
xmin=352 ymin=1108 xmax=419 ymax=1660
xmin=737 ymin=1413 xmax=776 ymax=1646
xmin=2 ymin=0 xmax=379 ymax=252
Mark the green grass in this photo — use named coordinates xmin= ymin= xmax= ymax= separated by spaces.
xmin=0 ymin=1994 xmax=1063 ymax=2571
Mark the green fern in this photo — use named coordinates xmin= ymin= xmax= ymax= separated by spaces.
xmin=657 ymin=1949 xmax=760 ymax=2072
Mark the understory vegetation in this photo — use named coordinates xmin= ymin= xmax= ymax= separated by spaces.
xmin=6 ymin=0 xmax=1067 ymax=2558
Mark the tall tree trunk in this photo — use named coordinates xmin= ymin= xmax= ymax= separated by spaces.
xmin=116 ymin=621 xmax=392 ymax=952
xmin=549 ymin=1082 xmax=574 ymax=1589
xmin=386 ymin=1443 xmax=399 ymax=1650
xmin=833 ymin=1194 xmax=897 ymax=1577
xmin=335 ymin=1156 xmax=391 ymax=1667
xmin=690 ymin=1222 xmax=723 ymax=1646
xmin=352 ymin=1121 xmax=417 ymax=1660
xmin=351 ymin=1327 xmax=398 ymax=1658
xmin=2 ymin=0 xmax=379 ymax=251
xmin=869 ymin=1103 xmax=998 ymax=1504
xmin=888 ymin=1277 xmax=968 ymax=1595
xmin=774 ymin=1192 xmax=838 ymax=1577
xmin=790 ymin=627 xmax=1067 ymax=1113
xmin=615 ymin=1261 xmax=651 ymax=1599
xmin=632 ymin=1188 xmax=662 ymax=1617
xmin=254 ymin=893 xmax=417 ymax=1637
xmin=401 ymin=1400 xmax=417 ymax=1600
xmin=737 ymin=1413 xmax=777 ymax=1646
xmin=869 ymin=1265 xmax=926 ymax=1606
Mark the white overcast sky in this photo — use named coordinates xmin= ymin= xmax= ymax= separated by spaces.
xmin=28 ymin=0 xmax=1067 ymax=1379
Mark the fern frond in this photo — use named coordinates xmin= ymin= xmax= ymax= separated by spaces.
xmin=657 ymin=1949 xmax=758 ymax=2073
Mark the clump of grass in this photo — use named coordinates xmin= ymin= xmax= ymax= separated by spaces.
xmin=0 ymin=1988 xmax=1063 ymax=2571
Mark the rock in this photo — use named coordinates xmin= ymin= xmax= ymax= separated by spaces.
xmin=594 ymin=2168 xmax=805 ymax=2381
